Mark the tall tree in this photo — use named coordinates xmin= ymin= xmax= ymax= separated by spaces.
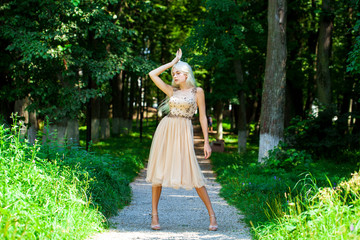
xmin=315 ymin=0 xmax=333 ymax=106
xmin=0 ymin=0 xmax=128 ymax=144
xmin=185 ymin=0 xmax=267 ymax=146
xmin=234 ymin=59 xmax=247 ymax=152
xmin=258 ymin=0 xmax=287 ymax=162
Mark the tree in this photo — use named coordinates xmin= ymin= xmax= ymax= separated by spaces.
xmin=185 ymin=0 xmax=267 ymax=148
xmin=258 ymin=0 xmax=287 ymax=162
xmin=0 ymin=0 xmax=129 ymax=145
xmin=315 ymin=0 xmax=333 ymax=106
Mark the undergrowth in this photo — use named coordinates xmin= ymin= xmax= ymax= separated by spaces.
xmin=253 ymin=171 xmax=360 ymax=239
xmin=0 ymin=124 xmax=103 ymax=239
xmin=211 ymin=146 xmax=359 ymax=239
xmin=0 ymin=119 xmax=149 ymax=239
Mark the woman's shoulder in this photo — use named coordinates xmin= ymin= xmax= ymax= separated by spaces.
xmin=195 ymin=87 xmax=204 ymax=94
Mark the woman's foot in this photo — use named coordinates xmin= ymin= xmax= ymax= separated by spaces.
xmin=209 ymin=214 xmax=218 ymax=231
xmin=151 ymin=214 xmax=160 ymax=230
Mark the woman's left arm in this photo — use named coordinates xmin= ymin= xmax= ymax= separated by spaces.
xmin=196 ymin=87 xmax=212 ymax=159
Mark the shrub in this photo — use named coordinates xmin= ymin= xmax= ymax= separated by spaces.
xmin=264 ymin=142 xmax=313 ymax=172
xmin=0 ymin=124 xmax=104 ymax=239
xmin=285 ymin=107 xmax=360 ymax=160
xmin=38 ymin=128 xmax=146 ymax=218
xmin=52 ymin=148 xmax=144 ymax=217
xmin=211 ymin=147 xmax=357 ymax=229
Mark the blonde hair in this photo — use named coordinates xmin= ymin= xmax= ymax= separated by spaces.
xmin=158 ymin=61 xmax=197 ymax=116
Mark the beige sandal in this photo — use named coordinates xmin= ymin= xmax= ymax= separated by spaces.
xmin=209 ymin=215 xmax=218 ymax=231
xmin=151 ymin=214 xmax=161 ymax=230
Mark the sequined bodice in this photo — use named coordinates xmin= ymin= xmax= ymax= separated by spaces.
xmin=168 ymin=87 xmax=197 ymax=119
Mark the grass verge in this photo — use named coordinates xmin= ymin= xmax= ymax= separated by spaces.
xmin=210 ymin=133 xmax=359 ymax=239
xmin=0 ymin=124 xmax=103 ymax=239
xmin=1 ymin=118 xmax=152 ymax=239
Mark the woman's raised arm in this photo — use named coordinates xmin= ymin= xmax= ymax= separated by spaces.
xmin=149 ymin=49 xmax=182 ymax=96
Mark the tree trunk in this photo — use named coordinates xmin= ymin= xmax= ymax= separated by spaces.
xmin=91 ymin=96 xmax=101 ymax=142
xmin=234 ymin=59 xmax=247 ymax=153
xmin=112 ymin=71 xmax=124 ymax=135
xmin=27 ymin=111 xmax=38 ymax=144
xmin=315 ymin=0 xmax=333 ymax=106
xmin=66 ymin=119 xmax=79 ymax=145
xmin=215 ymin=101 xmax=224 ymax=140
xmin=100 ymin=98 xmax=110 ymax=139
xmin=121 ymin=71 xmax=130 ymax=133
xmin=42 ymin=119 xmax=67 ymax=147
xmin=139 ymin=76 xmax=144 ymax=141
xmin=14 ymin=98 xmax=29 ymax=138
xmin=258 ymin=0 xmax=287 ymax=162
xmin=127 ymin=74 xmax=137 ymax=133
xmin=13 ymin=97 xmax=38 ymax=144
xmin=55 ymin=119 xmax=67 ymax=146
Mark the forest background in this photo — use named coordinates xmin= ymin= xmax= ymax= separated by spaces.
xmin=1 ymin=0 xmax=360 ymax=239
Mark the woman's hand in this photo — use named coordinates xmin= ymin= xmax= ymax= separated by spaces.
xmin=204 ymin=142 xmax=212 ymax=159
xmin=171 ymin=48 xmax=182 ymax=65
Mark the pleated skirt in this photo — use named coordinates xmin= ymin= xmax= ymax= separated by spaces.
xmin=145 ymin=116 xmax=206 ymax=190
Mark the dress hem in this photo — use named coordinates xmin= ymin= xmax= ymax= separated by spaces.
xmin=145 ymin=178 xmax=205 ymax=190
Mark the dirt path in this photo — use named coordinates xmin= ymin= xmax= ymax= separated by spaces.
xmin=89 ymin=125 xmax=251 ymax=240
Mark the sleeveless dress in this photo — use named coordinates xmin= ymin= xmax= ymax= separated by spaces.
xmin=145 ymin=87 xmax=206 ymax=190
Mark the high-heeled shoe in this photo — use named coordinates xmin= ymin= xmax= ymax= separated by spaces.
xmin=151 ymin=214 xmax=161 ymax=230
xmin=209 ymin=214 xmax=218 ymax=231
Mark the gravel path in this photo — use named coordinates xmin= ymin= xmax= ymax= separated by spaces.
xmin=89 ymin=126 xmax=252 ymax=240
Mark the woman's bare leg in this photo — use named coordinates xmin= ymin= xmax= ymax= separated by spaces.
xmin=195 ymin=186 xmax=218 ymax=226
xmin=151 ymin=185 xmax=162 ymax=226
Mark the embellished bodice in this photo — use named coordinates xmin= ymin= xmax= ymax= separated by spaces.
xmin=168 ymin=87 xmax=197 ymax=119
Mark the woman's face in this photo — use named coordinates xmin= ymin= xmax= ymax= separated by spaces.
xmin=172 ymin=69 xmax=187 ymax=85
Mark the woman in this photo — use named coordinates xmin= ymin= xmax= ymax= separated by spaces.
xmin=146 ymin=49 xmax=218 ymax=231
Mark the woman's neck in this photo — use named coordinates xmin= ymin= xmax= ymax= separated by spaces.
xmin=179 ymin=83 xmax=191 ymax=90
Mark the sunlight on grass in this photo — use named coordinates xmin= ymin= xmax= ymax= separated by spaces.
xmin=93 ymin=141 xmax=111 ymax=147
xmin=253 ymin=172 xmax=360 ymax=239
xmin=210 ymin=139 xmax=359 ymax=239
xmin=0 ymin=124 xmax=104 ymax=239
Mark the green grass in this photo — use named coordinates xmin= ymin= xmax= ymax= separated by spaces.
xmin=74 ymin=120 xmax=153 ymax=217
xmin=210 ymin=132 xmax=360 ymax=239
xmin=0 ymin=117 xmax=153 ymax=239
xmin=0 ymin=124 xmax=104 ymax=239
xmin=253 ymin=172 xmax=360 ymax=239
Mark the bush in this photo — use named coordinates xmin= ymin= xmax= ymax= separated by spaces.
xmin=0 ymin=124 xmax=104 ymax=239
xmin=39 ymin=127 xmax=146 ymax=218
xmin=50 ymin=148 xmax=144 ymax=217
xmin=285 ymin=107 xmax=360 ymax=160
xmin=211 ymin=146 xmax=358 ymax=230
xmin=264 ymin=142 xmax=313 ymax=172
xmin=212 ymin=151 xmax=294 ymax=224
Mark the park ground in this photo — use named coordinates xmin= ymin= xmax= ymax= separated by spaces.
xmin=1 ymin=116 xmax=360 ymax=239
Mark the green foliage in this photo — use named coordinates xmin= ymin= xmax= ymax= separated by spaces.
xmin=0 ymin=124 xmax=104 ymax=239
xmin=285 ymin=108 xmax=360 ymax=160
xmin=212 ymin=151 xmax=293 ymax=224
xmin=49 ymin=148 xmax=144 ymax=217
xmin=0 ymin=117 xmax=149 ymax=238
xmin=39 ymin=125 xmax=149 ymax=218
xmin=211 ymin=141 xmax=358 ymax=235
xmin=347 ymin=13 xmax=360 ymax=74
xmin=253 ymin=172 xmax=360 ymax=239
xmin=264 ymin=142 xmax=313 ymax=172
xmin=0 ymin=0 xmax=131 ymax=121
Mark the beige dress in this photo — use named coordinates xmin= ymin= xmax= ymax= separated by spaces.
xmin=145 ymin=87 xmax=206 ymax=190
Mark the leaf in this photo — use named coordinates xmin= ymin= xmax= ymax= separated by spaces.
xmin=71 ymin=0 xmax=80 ymax=7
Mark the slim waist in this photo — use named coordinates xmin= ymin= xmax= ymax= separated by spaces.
xmin=167 ymin=113 xmax=192 ymax=120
